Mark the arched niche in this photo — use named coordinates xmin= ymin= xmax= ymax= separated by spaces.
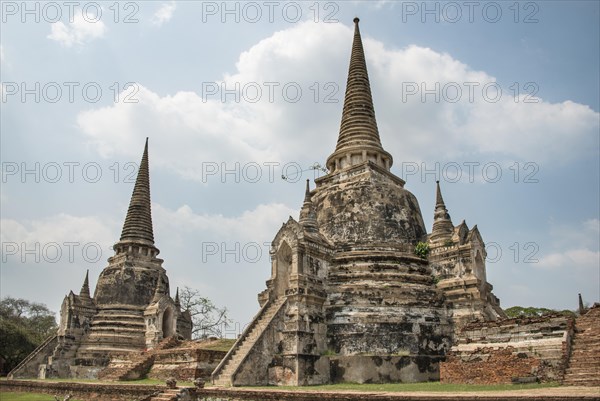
xmin=162 ymin=306 xmax=175 ymax=338
xmin=275 ymin=242 xmax=293 ymax=298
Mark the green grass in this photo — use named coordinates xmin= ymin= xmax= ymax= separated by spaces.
xmin=0 ymin=392 xmax=83 ymax=401
xmin=197 ymin=338 xmax=236 ymax=352
xmin=247 ymin=381 xmax=561 ymax=393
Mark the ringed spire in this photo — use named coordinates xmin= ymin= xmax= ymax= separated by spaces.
xmin=120 ymin=138 xmax=155 ymax=245
xmin=326 ymin=18 xmax=393 ymax=173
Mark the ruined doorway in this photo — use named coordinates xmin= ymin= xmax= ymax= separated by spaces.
xmin=275 ymin=242 xmax=292 ymax=298
xmin=162 ymin=307 xmax=174 ymax=338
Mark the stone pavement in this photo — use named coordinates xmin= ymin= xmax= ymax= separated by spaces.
xmin=198 ymin=385 xmax=600 ymax=400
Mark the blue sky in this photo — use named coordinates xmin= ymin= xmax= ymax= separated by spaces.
xmin=1 ymin=1 xmax=599 ymax=334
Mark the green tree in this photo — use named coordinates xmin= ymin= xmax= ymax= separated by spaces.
xmin=0 ymin=297 xmax=58 ymax=375
xmin=504 ymin=305 xmax=576 ymax=319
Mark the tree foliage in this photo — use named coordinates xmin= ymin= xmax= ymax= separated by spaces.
xmin=0 ymin=297 xmax=58 ymax=375
xmin=504 ymin=305 xmax=576 ymax=319
xmin=178 ymin=287 xmax=230 ymax=339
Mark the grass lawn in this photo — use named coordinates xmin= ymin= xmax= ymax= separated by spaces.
xmin=248 ymin=381 xmax=561 ymax=392
xmin=0 ymin=393 xmax=84 ymax=401
xmin=197 ymin=339 xmax=236 ymax=352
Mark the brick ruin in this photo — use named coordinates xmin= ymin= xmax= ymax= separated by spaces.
xmin=441 ymin=305 xmax=599 ymax=386
xmin=9 ymin=139 xmax=193 ymax=379
xmin=441 ymin=315 xmax=574 ymax=384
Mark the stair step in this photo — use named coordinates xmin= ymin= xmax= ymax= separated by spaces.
xmin=212 ymin=298 xmax=286 ymax=386
xmin=562 ymin=309 xmax=600 ymax=386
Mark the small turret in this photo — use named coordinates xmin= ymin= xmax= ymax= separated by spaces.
xmin=430 ymin=181 xmax=454 ymax=244
xmin=174 ymin=287 xmax=181 ymax=308
xmin=79 ymin=270 xmax=91 ymax=299
xmin=152 ymin=274 xmax=168 ymax=304
xmin=299 ymin=180 xmax=318 ymax=232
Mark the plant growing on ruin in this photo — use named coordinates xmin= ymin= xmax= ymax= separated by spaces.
xmin=414 ymin=242 xmax=430 ymax=259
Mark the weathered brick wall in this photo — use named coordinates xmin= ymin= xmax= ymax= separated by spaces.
xmin=441 ymin=346 xmax=540 ymax=384
xmin=441 ymin=315 xmax=574 ymax=384
xmin=0 ymin=380 xmax=164 ymax=401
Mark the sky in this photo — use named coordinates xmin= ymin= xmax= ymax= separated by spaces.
xmin=1 ymin=0 xmax=599 ymax=336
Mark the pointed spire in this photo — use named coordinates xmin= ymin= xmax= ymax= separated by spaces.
xmin=326 ymin=18 xmax=393 ymax=173
xmin=299 ymin=180 xmax=318 ymax=231
xmin=79 ymin=270 xmax=90 ymax=299
xmin=152 ymin=274 xmax=167 ymax=303
xmin=303 ymin=179 xmax=312 ymax=203
xmin=436 ymin=180 xmax=446 ymax=207
xmin=430 ymin=181 xmax=454 ymax=244
xmin=120 ymin=138 xmax=154 ymax=245
xmin=174 ymin=287 xmax=180 ymax=308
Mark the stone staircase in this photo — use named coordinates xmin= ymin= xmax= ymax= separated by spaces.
xmin=212 ymin=297 xmax=286 ymax=386
xmin=98 ymin=336 xmax=180 ymax=381
xmin=7 ymin=335 xmax=58 ymax=379
xmin=563 ymin=305 xmax=600 ymax=386
xmin=47 ymin=332 xmax=83 ymax=377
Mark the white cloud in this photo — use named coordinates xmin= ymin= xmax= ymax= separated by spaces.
xmin=76 ymin=21 xmax=599 ymax=181
xmin=77 ymin=85 xmax=278 ymax=180
xmin=1 ymin=214 xmax=117 ymax=253
xmin=538 ymin=249 xmax=599 ymax=271
xmin=0 ymin=202 xmax=295 ymax=265
xmin=153 ymin=202 xmax=297 ymax=247
xmin=47 ymin=13 xmax=106 ymax=47
xmin=151 ymin=1 xmax=176 ymax=26
xmin=372 ymin=1 xmax=396 ymax=9
xmin=546 ymin=218 xmax=600 ymax=251
xmin=583 ymin=218 xmax=600 ymax=234
xmin=536 ymin=219 xmax=600 ymax=273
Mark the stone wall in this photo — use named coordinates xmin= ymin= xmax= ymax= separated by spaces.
xmin=441 ymin=346 xmax=541 ymax=384
xmin=330 ymin=355 xmax=442 ymax=383
xmin=4 ymin=379 xmax=599 ymax=401
xmin=0 ymin=380 xmax=163 ymax=401
xmin=195 ymin=387 xmax=600 ymax=401
xmin=441 ymin=315 xmax=574 ymax=384
xmin=148 ymin=348 xmax=226 ymax=381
